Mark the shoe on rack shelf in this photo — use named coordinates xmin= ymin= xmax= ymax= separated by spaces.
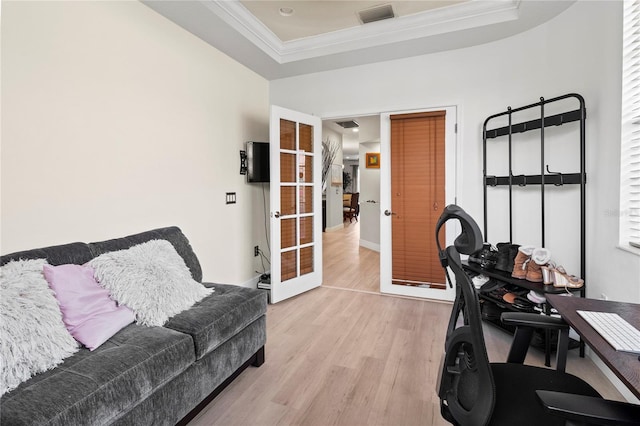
xmin=525 ymin=260 xmax=543 ymax=282
xmin=511 ymin=245 xmax=534 ymax=279
xmin=540 ymin=263 xmax=556 ymax=285
xmin=527 ymin=290 xmax=547 ymax=304
xmin=526 ymin=248 xmax=551 ymax=283
xmin=495 ymin=243 xmax=520 ymax=273
xmin=552 ymin=266 xmax=584 ymax=289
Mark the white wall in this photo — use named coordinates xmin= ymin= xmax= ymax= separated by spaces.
xmin=343 ymin=160 xmax=358 ymax=193
xmin=270 ymin=0 xmax=640 ymax=303
xmin=1 ymin=1 xmax=271 ymax=286
xmin=322 ymin=126 xmax=344 ymax=231
xmin=359 ymin=142 xmax=381 ymax=250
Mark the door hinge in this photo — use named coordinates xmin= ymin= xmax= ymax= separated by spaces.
xmin=455 ymin=123 xmax=458 ymax=133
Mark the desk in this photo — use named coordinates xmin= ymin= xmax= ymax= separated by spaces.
xmin=546 ymin=294 xmax=640 ymax=399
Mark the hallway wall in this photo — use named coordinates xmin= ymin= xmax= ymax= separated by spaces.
xmin=359 ymin=142 xmax=381 ymax=250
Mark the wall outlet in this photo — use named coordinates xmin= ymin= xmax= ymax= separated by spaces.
xmin=254 ymin=246 xmax=259 ymax=257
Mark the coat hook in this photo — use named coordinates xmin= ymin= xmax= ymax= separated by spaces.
xmin=546 ymin=165 xmax=564 ymax=186
xmin=517 ymin=174 xmax=527 ymax=187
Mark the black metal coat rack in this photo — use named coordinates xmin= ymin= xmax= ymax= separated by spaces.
xmin=482 ymin=93 xmax=587 ymax=359
xmin=482 ymin=93 xmax=587 ymax=284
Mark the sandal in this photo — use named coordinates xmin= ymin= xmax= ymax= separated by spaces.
xmin=552 ymin=266 xmax=584 ymax=289
xmin=540 ymin=262 xmax=556 ymax=285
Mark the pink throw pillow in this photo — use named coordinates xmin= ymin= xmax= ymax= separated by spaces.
xmin=43 ymin=264 xmax=135 ymax=351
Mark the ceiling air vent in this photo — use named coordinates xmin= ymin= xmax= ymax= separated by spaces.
xmin=335 ymin=120 xmax=360 ymax=129
xmin=358 ymin=4 xmax=395 ymax=25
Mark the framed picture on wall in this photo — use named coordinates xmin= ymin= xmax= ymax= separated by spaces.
xmin=366 ymin=152 xmax=380 ymax=168
xmin=331 ymin=164 xmax=342 ymax=186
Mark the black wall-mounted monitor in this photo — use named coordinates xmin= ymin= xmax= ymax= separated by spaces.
xmin=246 ymin=141 xmax=270 ymax=183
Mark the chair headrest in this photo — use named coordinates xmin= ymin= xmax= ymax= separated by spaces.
xmin=435 ymin=205 xmax=483 ymax=255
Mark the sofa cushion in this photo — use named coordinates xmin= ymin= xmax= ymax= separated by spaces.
xmin=164 ymin=283 xmax=267 ymax=360
xmin=87 ymin=227 xmax=203 ymax=282
xmin=0 ymin=324 xmax=195 ymax=426
xmin=113 ymin=316 xmax=267 ymax=426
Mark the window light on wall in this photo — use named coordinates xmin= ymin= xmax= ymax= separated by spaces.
xmin=620 ymin=0 xmax=640 ymax=251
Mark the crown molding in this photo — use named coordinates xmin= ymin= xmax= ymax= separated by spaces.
xmin=143 ymin=0 xmax=573 ymax=79
xmin=202 ymin=0 xmax=521 ymax=64
xmin=200 ymin=0 xmax=284 ymax=62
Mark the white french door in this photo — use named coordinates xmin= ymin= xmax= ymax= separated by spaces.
xmin=269 ymin=106 xmax=323 ymax=303
xmin=379 ymin=106 xmax=459 ymax=301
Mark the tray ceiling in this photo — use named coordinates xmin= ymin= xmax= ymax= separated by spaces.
xmin=143 ymin=0 xmax=575 ymax=80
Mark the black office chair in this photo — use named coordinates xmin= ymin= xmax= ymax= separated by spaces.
xmin=435 ymin=204 xmax=640 ymax=426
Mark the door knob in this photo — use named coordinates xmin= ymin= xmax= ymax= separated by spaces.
xmin=274 ymin=211 xmax=281 ymax=218
xmin=384 ymin=210 xmax=396 ymax=216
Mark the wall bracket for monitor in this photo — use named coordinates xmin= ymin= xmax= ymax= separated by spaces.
xmin=239 ymin=150 xmax=247 ymax=175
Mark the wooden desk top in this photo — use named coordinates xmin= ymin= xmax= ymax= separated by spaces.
xmin=546 ymin=294 xmax=640 ymax=399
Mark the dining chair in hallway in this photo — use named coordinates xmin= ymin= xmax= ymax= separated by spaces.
xmin=343 ymin=192 xmax=359 ymax=222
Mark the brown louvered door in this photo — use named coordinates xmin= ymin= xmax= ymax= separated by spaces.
xmin=390 ymin=111 xmax=446 ymax=288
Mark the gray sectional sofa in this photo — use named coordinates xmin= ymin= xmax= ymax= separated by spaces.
xmin=0 ymin=227 xmax=267 ymax=425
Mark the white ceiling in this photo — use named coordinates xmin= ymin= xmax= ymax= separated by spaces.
xmin=142 ymin=0 xmax=575 ymax=80
xmin=239 ymin=1 xmax=468 ymax=42
xmin=325 ymin=115 xmax=381 ymax=159
xmin=142 ymin=0 xmax=574 ymax=157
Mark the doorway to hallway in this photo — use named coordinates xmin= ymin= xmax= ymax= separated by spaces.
xmin=322 ymin=221 xmax=380 ymax=294
xmin=320 ymin=105 xmax=456 ymax=301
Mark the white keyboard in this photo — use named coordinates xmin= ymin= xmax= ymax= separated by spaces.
xmin=577 ymin=310 xmax=640 ymax=354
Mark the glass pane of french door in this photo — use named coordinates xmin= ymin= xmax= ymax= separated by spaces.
xmin=279 ymin=119 xmax=314 ymax=282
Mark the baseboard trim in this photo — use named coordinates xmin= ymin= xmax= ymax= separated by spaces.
xmin=325 ymin=224 xmax=344 ymax=232
xmin=238 ymin=275 xmax=260 ymax=288
xmin=359 ymin=239 xmax=380 ymax=252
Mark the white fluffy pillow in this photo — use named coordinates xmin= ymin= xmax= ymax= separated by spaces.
xmin=0 ymin=259 xmax=79 ymax=396
xmin=88 ymin=240 xmax=213 ymax=327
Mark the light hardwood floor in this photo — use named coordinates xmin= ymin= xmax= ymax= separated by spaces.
xmin=322 ymin=221 xmax=379 ymax=293
xmin=188 ymin=222 xmax=624 ymax=426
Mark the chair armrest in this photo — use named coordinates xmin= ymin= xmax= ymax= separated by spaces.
xmin=502 ymin=313 xmax=570 ymax=371
xmin=536 ymin=390 xmax=640 ymax=426
xmin=501 ymin=312 xmax=568 ymax=330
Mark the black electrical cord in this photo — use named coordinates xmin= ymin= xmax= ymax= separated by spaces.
xmin=257 ymin=250 xmax=266 ymax=274
xmin=258 ymin=249 xmax=270 ymax=265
